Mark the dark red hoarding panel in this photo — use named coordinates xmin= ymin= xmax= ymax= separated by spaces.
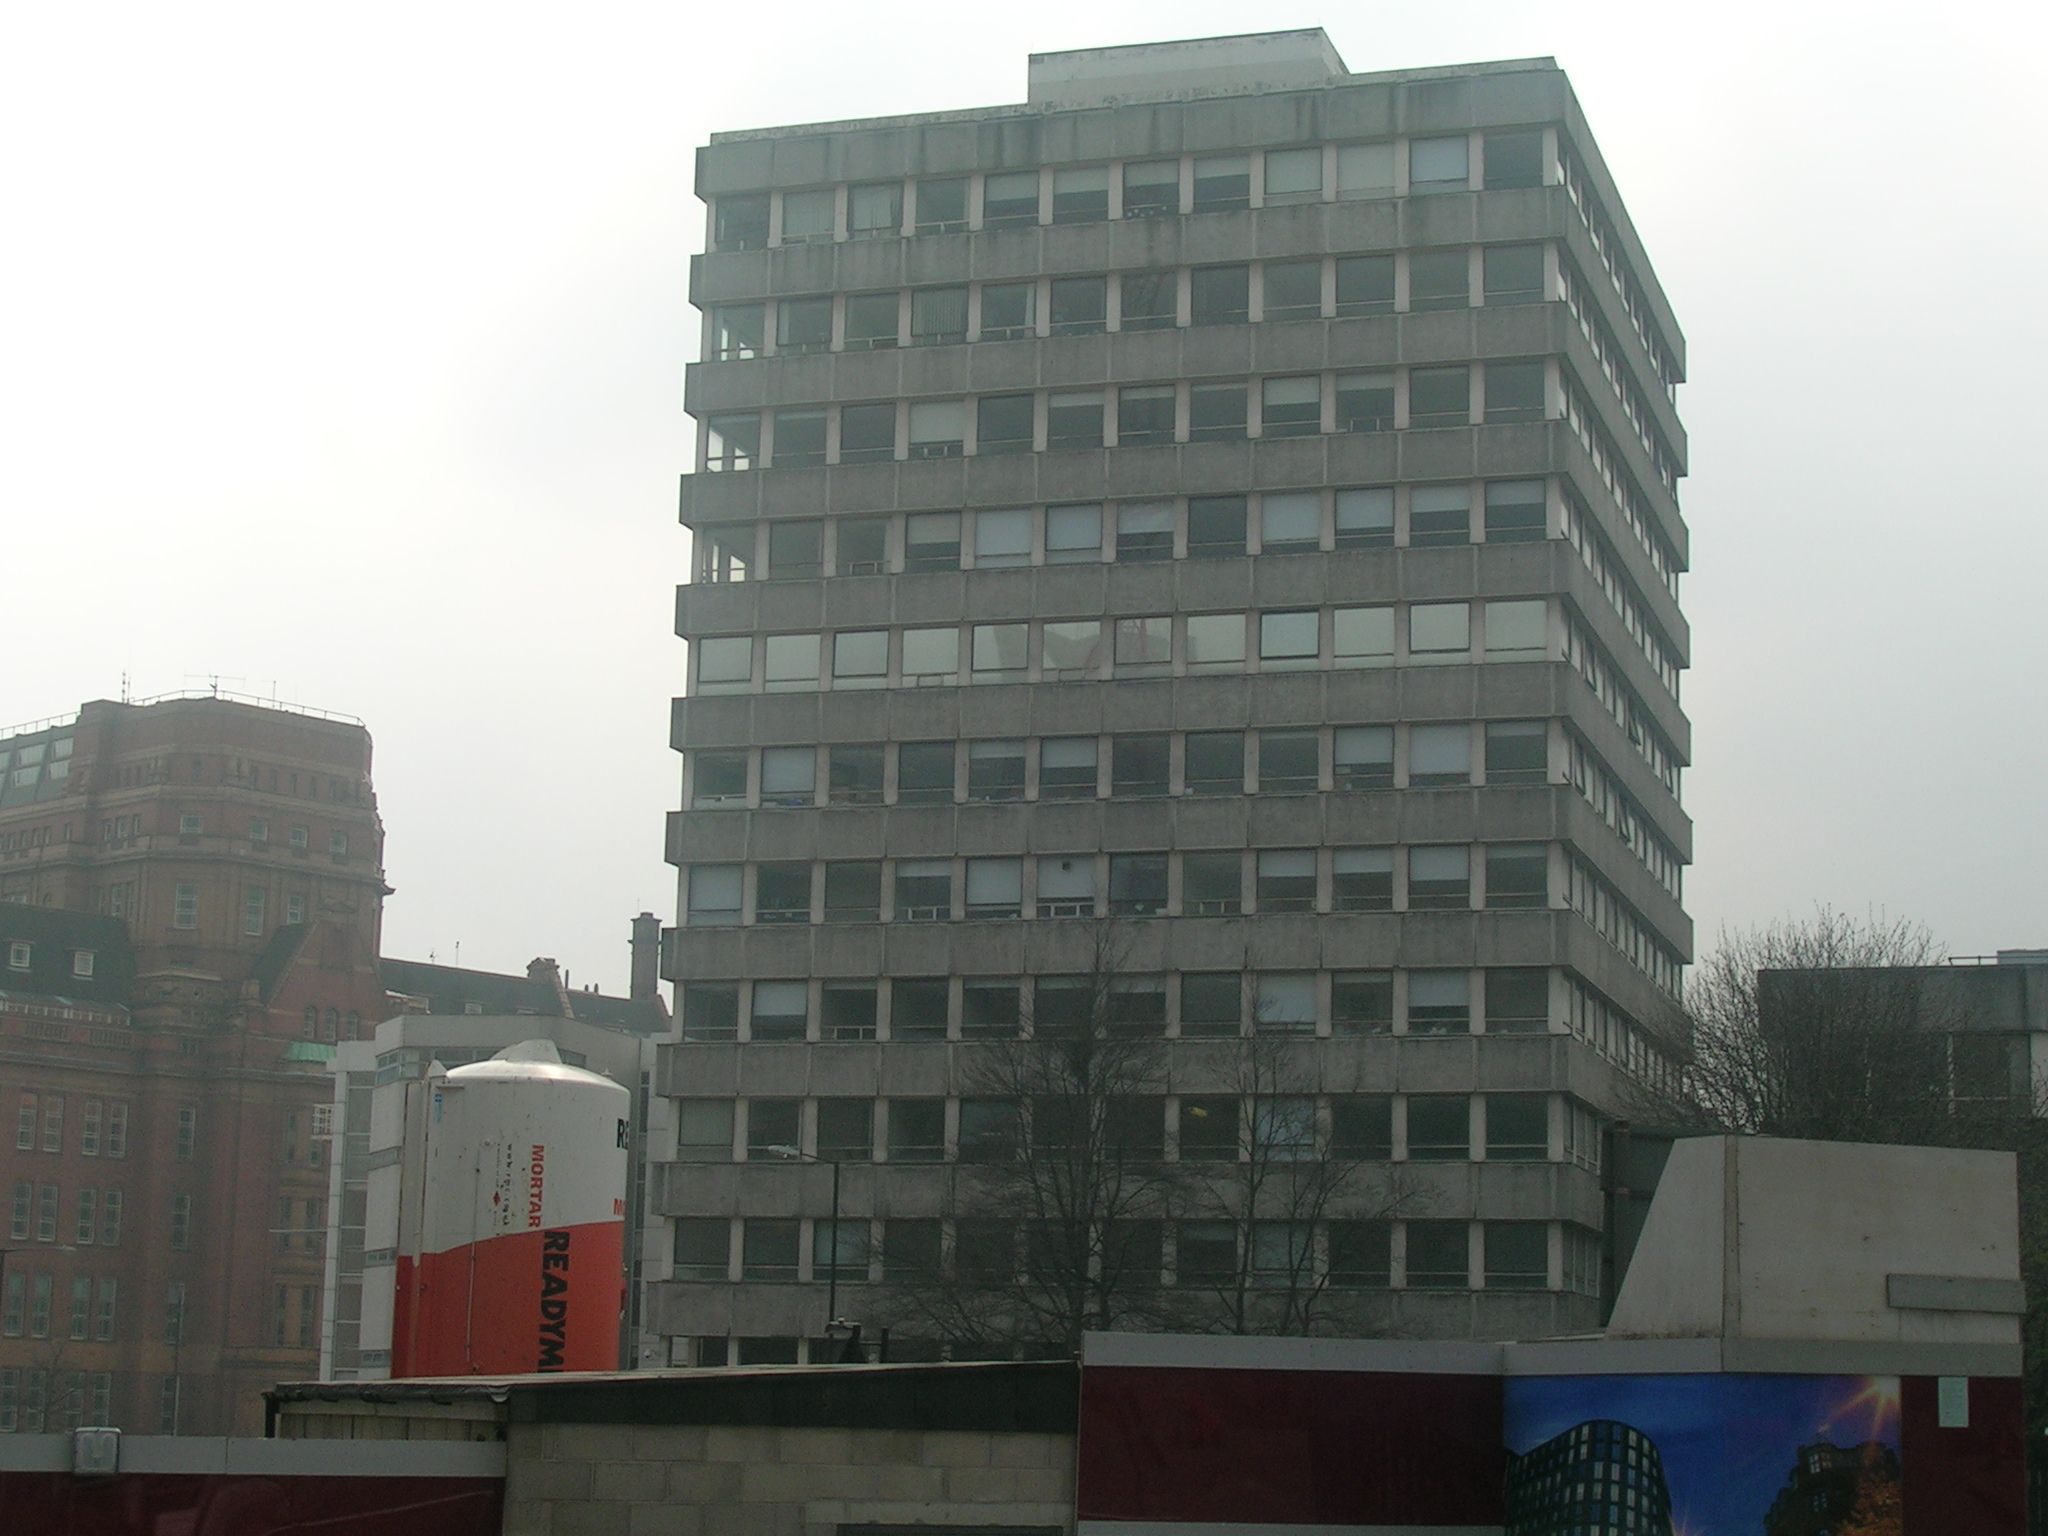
xmin=393 ymin=1217 xmax=625 ymax=1376
xmin=0 ymin=1473 xmax=502 ymax=1536
xmin=1901 ymin=1375 xmax=2025 ymax=1535
xmin=1078 ymin=1365 xmax=1504 ymax=1525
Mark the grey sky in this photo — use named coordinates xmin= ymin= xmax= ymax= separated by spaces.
xmin=2 ymin=1 xmax=2041 ymax=990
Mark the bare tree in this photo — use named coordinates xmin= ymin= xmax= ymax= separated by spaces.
xmin=1632 ymin=909 xmax=1968 ymax=1143
xmin=1171 ymin=1031 xmax=1420 ymax=1336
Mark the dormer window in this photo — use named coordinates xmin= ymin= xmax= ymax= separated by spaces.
xmin=72 ymin=950 xmax=94 ymax=978
xmin=6 ymin=941 xmax=28 ymax=971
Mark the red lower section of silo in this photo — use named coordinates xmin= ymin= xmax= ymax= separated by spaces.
xmin=391 ymin=1218 xmax=624 ymax=1377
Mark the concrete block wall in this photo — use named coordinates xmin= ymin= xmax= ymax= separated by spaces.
xmin=503 ymin=1422 xmax=1075 ymax=1536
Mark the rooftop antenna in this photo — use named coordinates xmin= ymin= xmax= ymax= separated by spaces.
xmin=119 ymin=672 xmax=130 ymax=704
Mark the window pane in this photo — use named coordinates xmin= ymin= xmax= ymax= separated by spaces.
xmin=1255 ymin=974 xmax=1316 ymax=1031
xmin=848 ymin=181 xmax=903 ymax=236
xmin=1258 ymin=611 xmax=1318 ymax=662
xmin=1332 ymin=972 xmax=1393 ymax=1034
xmin=823 ymin=862 xmax=881 ymax=921
xmin=1483 ymin=243 xmax=1545 ymax=305
xmin=1483 ymin=130 xmax=1546 ymax=191
xmin=1486 ymin=968 xmax=1551 ymax=1032
xmin=1122 ymin=160 xmax=1179 ymax=216
xmin=1118 ymin=385 xmax=1176 ymax=445
xmin=1410 ymin=485 xmax=1470 ymax=548
xmin=1406 ymin=1097 xmax=1470 ymax=1159
xmin=828 ymin=744 xmax=885 ymax=804
xmin=1187 ymin=496 xmax=1246 ymax=558
xmin=1185 ymin=613 xmax=1246 ymax=670
xmin=896 ymin=741 xmax=955 ymax=803
xmin=1181 ymin=854 xmax=1241 ymax=917
xmin=1259 ymin=375 xmax=1320 ymax=437
xmin=1332 ymin=726 xmax=1393 ymax=789
xmin=1485 ymin=845 xmax=1550 ymax=908
xmin=1409 ymin=366 xmax=1470 ymax=427
xmin=713 ymin=304 xmax=764 ymax=360
xmin=1336 ymin=142 xmax=1395 ymax=198
xmin=962 ymin=980 xmax=1022 ymax=1038
xmin=1408 ymin=248 xmax=1469 ymax=311
xmin=1484 ymin=599 xmax=1548 ymax=655
xmin=1260 ymin=492 xmax=1319 ymax=551
xmin=832 ymin=630 xmax=888 ymax=683
xmin=973 ymin=508 xmax=1032 ymax=565
xmin=1258 ymin=730 xmax=1318 ymax=791
xmin=780 ymin=188 xmax=834 ymax=242
xmin=1333 ymin=848 xmax=1393 ymax=911
xmin=1264 ymin=147 xmax=1322 ymax=198
xmin=1408 ymin=723 xmax=1471 ymax=783
xmin=915 ymin=176 xmax=969 ymax=232
xmin=1039 ymin=736 xmax=1098 ymax=799
xmin=775 ymin=298 xmax=832 ymax=353
xmin=1046 ymin=391 xmax=1104 ymax=450
xmin=1409 ymin=603 xmax=1471 ymax=656
xmin=1485 ymin=720 xmax=1547 ymax=783
xmin=1112 ymin=734 xmax=1170 ymax=797
xmin=838 ymin=402 xmax=897 ymax=462
xmin=1484 ymin=479 xmax=1547 ymax=543
xmin=1179 ymin=974 xmax=1242 ymax=1034
xmin=844 ymin=292 xmax=899 ymax=350
xmin=1189 ymin=265 xmax=1250 ymax=325
xmin=1484 ymin=361 xmax=1546 ymax=423
xmin=1335 ymin=372 xmax=1395 ymax=432
xmin=908 ymin=400 xmax=966 ymax=455
xmin=1408 ymin=845 xmax=1470 ymax=910
xmin=1332 ymin=607 xmax=1394 ymax=664
xmin=1409 ymin=136 xmax=1470 ymax=190
xmin=1332 ymin=1099 xmax=1393 ymax=1159
xmin=1049 ymin=277 xmax=1107 ymax=334
xmin=980 ymin=281 xmax=1035 ymax=338
xmin=1051 ymin=165 xmax=1109 ymax=224
xmin=715 ymin=194 xmax=769 ymax=251
xmin=976 ymin=393 xmax=1034 ymax=453
xmin=901 ymin=627 xmax=960 ymax=681
xmin=1485 ymin=1222 xmax=1549 ymax=1288
xmin=1108 ymin=858 xmax=1168 ymax=917
xmin=693 ymin=750 xmax=747 ymax=805
xmin=1045 ymin=503 xmax=1103 ymax=561
xmin=982 ymin=171 xmax=1039 ymax=227
xmin=1120 ymin=270 xmax=1177 ymax=329
xmin=1116 ymin=501 xmax=1175 ymax=561
xmin=1192 ymin=155 xmax=1250 ymax=211
xmin=890 ymin=979 xmax=949 ymax=1039
xmin=971 ymin=624 xmax=1028 ymax=675
xmin=1262 ymin=259 xmax=1321 ymax=319
xmin=1113 ymin=616 xmax=1170 ymax=669
xmin=1405 ymin=1221 xmax=1470 ymax=1287
xmin=1408 ymin=972 xmax=1471 ymax=1035
xmin=767 ymin=517 xmax=823 ymax=574
xmin=759 ymin=747 xmax=815 ymax=803
xmin=1335 ymin=254 xmax=1394 ymax=315
xmin=965 ymin=859 xmax=1022 ymax=915
xmin=1486 ymin=1097 xmax=1550 ymax=1161
xmin=1188 ymin=381 xmax=1247 ymax=440
xmin=1334 ymin=486 xmax=1393 ymax=547
xmin=967 ymin=740 xmax=1026 ymax=801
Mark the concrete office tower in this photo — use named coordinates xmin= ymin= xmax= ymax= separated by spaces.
xmin=659 ymin=30 xmax=1691 ymax=1363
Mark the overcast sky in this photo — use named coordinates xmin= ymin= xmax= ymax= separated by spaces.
xmin=2 ymin=1 xmax=2041 ymax=992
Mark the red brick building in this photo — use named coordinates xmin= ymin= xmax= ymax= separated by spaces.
xmin=0 ymin=693 xmax=387 ymax=1433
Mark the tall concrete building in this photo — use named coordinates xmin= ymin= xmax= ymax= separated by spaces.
xmin=657 ymin=31 xmax=1691 ymax=1363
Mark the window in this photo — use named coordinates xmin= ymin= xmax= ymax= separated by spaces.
xmin=1046 ymin=392 xmax=1104 ymax=451
xmin=328 ymin=830 xmax=348 ymax=862
xmin=284 ymin=892 xmax=306 ymax=926
xmin=982 ymin=170 xmax=1040 ymax=227
xmin=687 ymin=865 xmax=743 ymax=926
xmin=1039 ymin=737 xmax=1099 ymax=799
xmin=959 ymin=1099 xmax=1020 ymax=1162
xmin=1260 ymin=376 xmax=1320 ymax=437
xmin=1486 ymin=1097 xmax=1550 ymax=1161
xmin=832 ymin=629 xmax=888 ymax=688
xmin=75 ymin=1188 xmax=96 ymax=1244
xmin=1109 ymin=855 xmax=1167 ymax=917
xmin=1408 ymin=972 xmax=1472 ymax=1035
xmin=1046 ymin=502 xmax=1102 ymax=562
xmin=964 ymin=859 xmax=1022 ymax=919
xmin=1259 ymin=492 xmax=1319 ymax=554
xmin=1333 ymin=606 xmax=1395 ymax=666
xmin=1122 ymin=159 xmax=1179 ymax=217
xmin=1115 ymin=502 xmax=1174 ymax=562
xmin=838 ymin=293 xmax=900 ymax=354
xmin=1049 ymin=275 xmax=1107 ymax=334
xmin=817 ymin=1099 xmax=874 ymax=1161
xmin=172 ymin=882 xmax=199 ymax=930
xmin=170 ymin=1192 xmax=193 ymax=1250
xmin=8 ymin=1182 xmax=26 ymax=1242
xmin=1408 ymin=248 xmax=1469 ymax=311
xmin=1409 ymin=604 xmax=1472 ymax=659
xmin=971 ymin=623 xmax=1028 ymax=677
xmin=888 ymin=1100 xmax=946 ymax=1163
xmin=742 ymin=1219 xmax=800 ymax=1281
xmin=95 ymin=1281 xmax=117 ymax=1341
xmin=99 ymin=1189 xmax=122 ymax=1244
xmin=1330 ymin=1222 xmax=1392 ymax=1286
xmin=883 ymin=1219 xmax=941 ymax=1281
xmin=1109 ymin=977 xmax=1166 ymax=1034
xmin=1409 ymin=136 xmax=1470 ymax=191
xmin=1333 ymin=849 xmax=1393 ymax=911
xmin=1175 ymin=974 xmax=1239 ymax=1038
xmin=1335 ymin=372 xmax=1395 ymax=432
xmin=6 ymin=942 xmax=28 ymax=973
xmin=837 ymin=402 xmax=897 ymax=463
xmin=972 ymin=508 xmax=1032 ymax=566
xmin=676 ymin=1100 xmax=735 ymax=1161
xmin=1178 ymin=1099 xmax=1239 ymax=1162
xmin=1185 ymin=613 xmax=1246 ymax=671
xmin=1408 ymin=846 xmax=1471 ymax=909
xmin=758 ymin=747 xmax=815 ymax=808
xmin=14 ymin=1095 xmax=33 ymax=1151
xmin=1181 ymin=854 xmax=1241 ymax=918
xmin=1250 ymin=1222 xmax=1312 ymax=1285
xmin=1336 ymin=142 xmax=1396 ymax=200
xmin=1487 ymin=968 xmax=1552 ymax=1033
xmin=1113 ymin=616 xmax=1169 ymax=672
xmin=1188 ymin=381 xmax=1247 ymax=441
xmin=821 ymin=984 xmax=878 ymax=1041
xmin=762 ymin=633 xmax=819 ymax=691
xmin=848 ymin=181 xmax=903 ymax=238
xmin=827 ymin=744 xmax=884 ymax=805
xmin=42 ymin=1097 xmax=63 ymax=1153
xmin=1261 ymin=259 xmax=1321 ymax=322
xmin=1117 ymin=274 xmax=1177 ymax=337
xmin=750 ymin=982 xmax=808 ymax=1042
xmin=289 ymin=824 xmax=309 ymax=852
xmin=915 ymin=176 xmax=968 ymax=234
xmin=757 ymin=868 xmax=811 ymax=925
xmin=1187 ymin=495 xmax=1246 ymax=558
xmin=30 ymin=1274 xmax=51 ymax=1338
xmin=897 ymin=741 xmax=956 ymax=804
xmin=681 ymin=983 xmax=740 ymax=1042
xmin=745 ymin=1099 xmax=801 ymax=1161
xmin=1189 ymin=264 xmax=1249 ymax=325
xmin=771 ymin=413 xmax=826 ymax=469
xmin=1405 ymin=1222 xmax=1470 ymax=1288
xmin=1175 ymin=1222 xmax=1236 ymax=1285
xmin=1258 ymin=730 xmax=1318 ymax=792
xmin=1334 ymin=254 xmax=1395 ymax=315
xmin=694 ymin=636 xmax=750 ymax=692
xmin=81 ymin=1101 xmax=100 ymax=1157
xmin=175 ymin=1105 xmax=197 ymax=1161
xmin=775 ymin=297 xmax=832 ymax=356
xmin=1485 ymin=599 xmax=1549 ymax=657
xmin=1332 ymin=1098 xmax=1393 ymax=1159
xmin=1192 ymin=154 xmax=1249 ymax=212
xmin=713 ymin=194 xmax=769 ymax=251
xmin=1410 ymin=485 xmax=1470 ymax=547
xmin=908 ymin=401 xmax=965 ymax=459
xmin=893 ymin=860 xmax=951 ymax=922
xmin=1033 ymin=976 xmax=1091 ymax=1034
xmin=1485 ymin=720 xmax=1548 ymax=783
xmin=1485 ymin=361 xmax=1547 ymax=424
xmin=1406 ymin=1097 xmax=1470 ymax=1161
xmin=1183 ymin=731 xmax=1242 ymax=795
xmin=1485 ymin=1222 xmax=1549 ymax=1289
xmin=911 ymin=286 xmax=968 ymax=346
xmin=1036 ymin=856 xmax=1096 ymax=918
xmin=967 ymin=739 xmax=1027 ymax=801
xmin=890 ymin=978 xmax=949 ymax=1040
xmin=1485 ymin=479 xmax=1547 ymax=543
xmin=1254 ymin=976 xmax=1316 ymax=1035
xmin=822 ymin=861 xmax=881 ymax=922
xmin=1484 ymin=243 xmax=1545 ymax=305
xmin=813 ymin=1218 xmax=869 ymax=1282
xmin=1486 ymin=845 xmax=1550 ymax=908
xmin=1335 ymin=486 xmax=1394 ymax=548
xmin=1118 ymin=385 xmax=1175 ymax=446
xmin=1409 ymin=366 xmax=1470 ymax=428
xmin=1484 ymin=130 xmax=1547 ymax=191
xmin=712 ymin=304 xmax=764 ymax=360
xmin=961 ymin=979 xmax=1021 ymax=1039
xmin=900 ymin=628 xmax=959 ymax=685
xmin=1259 ymin=611 xmax=1318 ymax=667
xmin=1262 ymin=146 xmax=1322 ymax=203
xmin=242 ymin=888 xmax=266 ymax=936
xmin=836 ymin=516 xmax=888 ymax=574
xmin=1112 ymin=734 xmax=1170 ymax=798
xmin=979 ymin=281 xmax=1034 ymax=339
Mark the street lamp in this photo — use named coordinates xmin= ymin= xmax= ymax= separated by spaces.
xmin=764 ymin=1145 xmax=848 ymax=1349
